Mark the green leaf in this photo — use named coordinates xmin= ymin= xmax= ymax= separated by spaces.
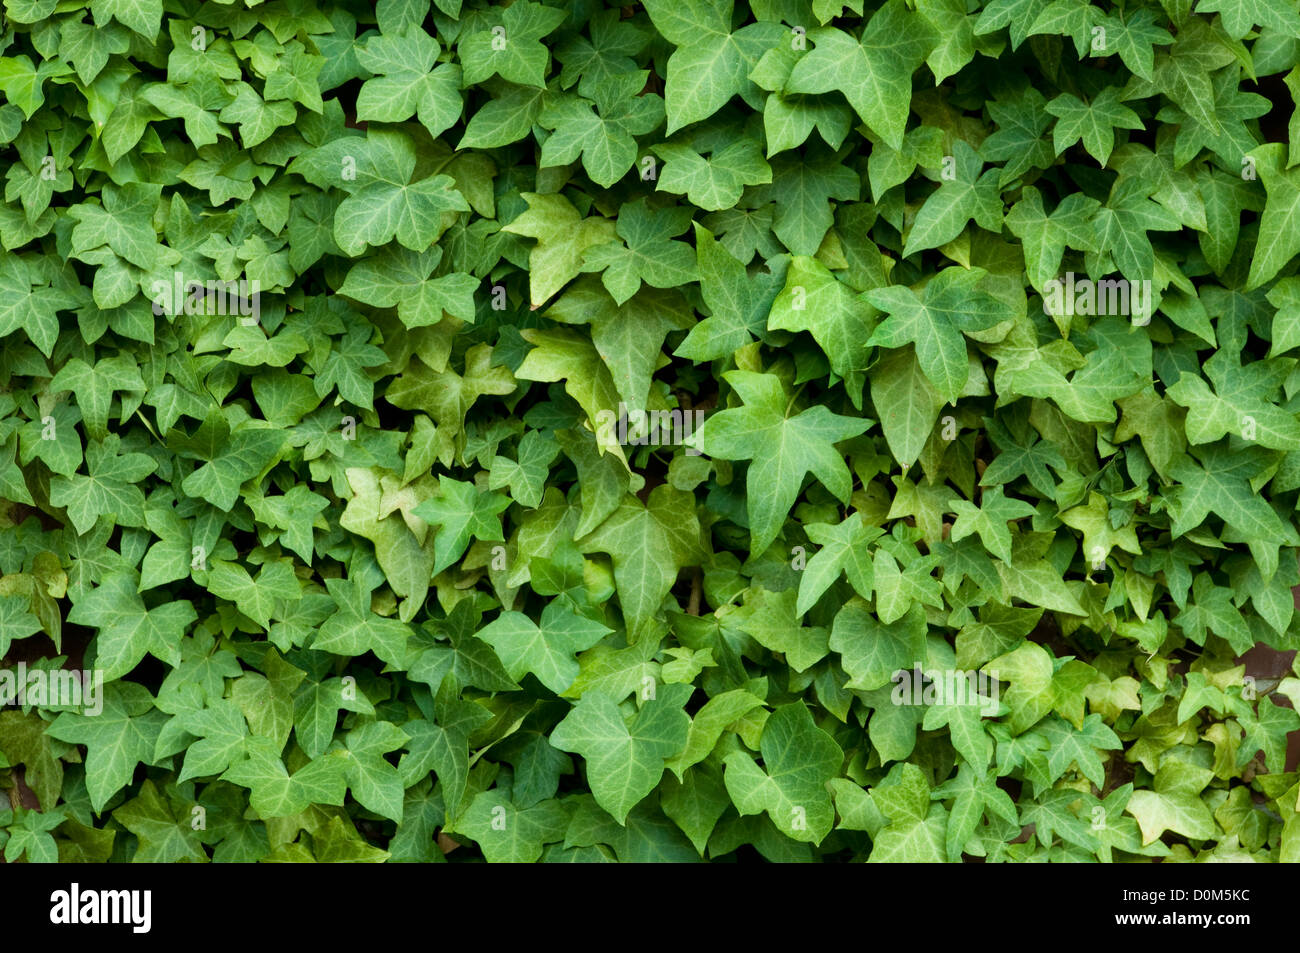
xmin=458 ymin=1 xmax=566 ymax=89
xmin=221 ymin=736 xmax=346 ymax=818
xmin=642 ymin=0 xmax=784 ymax=134
xmin=539 ymin=76 xmax=664 ymax=188
xmin=69 ymin=573 xmax=195 ymax=681
xmin=502 ymin=193 xmax=618 ymax=306
xmin=355 ymin=26 xmax=462 ymax=140
xmin=867 ymin=268 xmax=1008 ymax=403
xmin=722 ymin=702 xmax=843 ymax=843
xmin=47 ymin=682 xmax=168 ymax=812
xmin=948 ymin=486 xmax=1037 ymax=564
xmin=903 ymin=141 xmax=1004 ymax=257
xmin=1246 ymin=144 xmax=1300 ymax=291
xmin=768 ymin=255 xmax=875 ymax=404
xmin=476 ymin=602 xmax=611 ymax=693
xmin=1046 ymin=87 xmax=1143 ymax=166
xmin=455 ymin=791 xmax=568 ymax=861
xmin=797 ymin=512 xmax=882 ymax=614
xmin=47 ymin=356 xmax=146 ymax=442
xmin=413 ymin=477 xmax=511 ymax=575
xmin=333 ymin=131 xmax=470 ymax=257
xmin=549 ymin=683 xmax=692 ymax=823
xmin=674 ymin=222 xmax=782 ymax=362
xmin=310 ymin=576 xmax=412 ymax=669
xmin=577 ymin=485 xmax=704 ymax=640
xmin=785 ymin=2 xmax=938 ymax=150
xmin=689 ymin=370 xmax=870 ymax=555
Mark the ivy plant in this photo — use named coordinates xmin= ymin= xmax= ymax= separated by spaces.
xmin=1 ymin=0 xmax=1299 ymax=863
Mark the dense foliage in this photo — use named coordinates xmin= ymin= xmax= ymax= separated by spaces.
xmin=1 ymin=0 xmax=1299 ymax=863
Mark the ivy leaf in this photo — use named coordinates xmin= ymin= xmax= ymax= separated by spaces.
xmin=476 ymin=602 xmax=612 ymax=693
xmin=1033 ymin=714 xmax=1123 ymax=788
xmin=1045 ymin=87 xmax=1143 ymax=166
xmin=830 ymin=601 xmax=927 ymax=691
xmin=948 ymin=487 xmax=1037 ymax=564
xmin=903 ymin=141 xmax=1004 ymax=257
xmin=797 ymin=512 xmax=882 ymax=614
xmin=219 ymin=82 xmax=297 ymax=148
xmin=931 ymin=761 xmax=1019 ymax=861
xmin=69 ymin=573 xmax=196 ymax=681
xmin=689 ymin=370 xmax=871 ymax=556
xmin=0 ymin=54 xmax=71 ymax=117
xmin=867 ymin=268 xmax=1008 ymax=404
xmin=0 ymin=256 xmax=75 ymax=357
xmin=1098 ymin=9 xmax=1172 ymax=82
xmin=205 ymin=559 xmax=302 ymax=630
xmin=293 ymin=676 xmax=375 ymax=761
xmin=47 ymin=682 xmax=168 ymax=812
xmin=1018 ymin=788 xmax=1099 ymax=851
xmin=1005 ymin=187 xmax=1101 ymax=292
xmin=722 ymin=701 xmax=843 ymax=843
xmin=1175 ymin=576 xmax=1254 ymax=654
xmin=785 ymin=2 xmax=938 ymax=150
xmin=247 ymin=485 xmax=329 ymax=564
xmin=1168 ymin=363 xmax=1300 ymax=452
xmin=3 ymin=806 xmax=66 ymax=864
xmin=91 ymin=0 xmax=164 ymax=39
xmin=502 ymin=192 xmax=618 ymax=306
xmin=1027 ymin=0 xmax=1106 ymax=57
xmin=1167 ymin=444 xmax=1291 ymax=559
xmin=577 ymin=485 xmax=704 ymax=640
xmin=1125 ymin=762 xmax=1216 ymax=845
xmin=341 ymin=721 xmax=410 ymax=822
xmin=641 ymin=0 xmax=784 ymax=134
xmin=760 ymin=150 xmax=860 ymax=256
xmin=47 ymin=356 xmax=146 ymax=441
xmin=338 ymin=246 xmax=477 ymax=331
xmin=580 ymin=199 xmax=697 ymax=306
xmin=722 ymin=586 xmax=830 ymax=672
xmin=166 ymin=698 xmax=250 ymax=782
xmin=355 ymin=26 xmax=462 ymax=140
xmin=1245 ymin=144 xmax=1300 ymax=291
xmin=973 ymin=0 xmax=1049 ymax=48
xmin=0 ymin=594 xmax=42 ymax=659
xmin=333 ymin=131 xmax=470 ymax=257
xmin=653 ymin=139 xmax=772 ymax=213
xmin=458 ymin=1 xmax=566 ymax=89
xmin=1236 ymin=696 xmax=1300 ymax=773
xmin=549 ymin=683 xmax=692 ymax=823
xmin=220 ymin=736 xmax=347 ymax=818
xmin=413 ymin=477 xmax=510 ymax=575
xmin=673 ymin=223 xmax=782 ymax=362
xmin=870 ymin=346 xmax=945 ymax=468
xmin=1092 ymin=176 xmax=1182 ymax=280
xmin=1194 ymin=0 xmax=1300 ymax=38
xmin=768 ymin=256 xmax=876 ymax=406
xmin=181 ymin=427 xmax=286 ymax=512
xmin=1058 ymin=492 xmax=1143 ymax=566
xmin=49 ymin=435 xmax=156 ymax=535
xmin=454 ymin=791 xmax=568 ymax=861
xmin=398 ymin=679 xmax=490 ymax=807
xmin=309 ymin=576 xmax=412 ymax=669
xmin=539 ymin=74 xmax=664 ymax=187
xmin=489 ymin=430 xmax=560 ymax=509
